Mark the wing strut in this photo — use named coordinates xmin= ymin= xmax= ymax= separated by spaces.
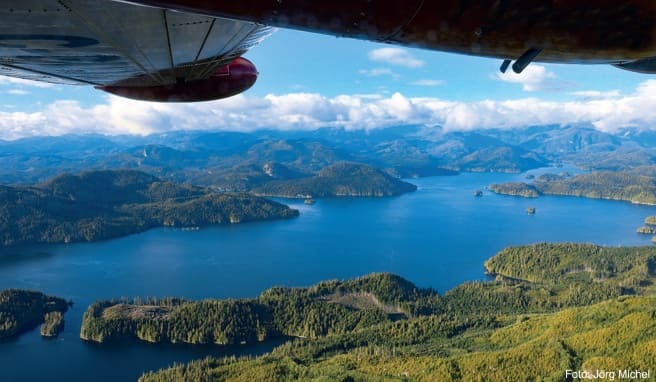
xmin=511 ymin=48 xmax=543 ymax=74
xmin=499 ymin=59 xmax=511 ymax=73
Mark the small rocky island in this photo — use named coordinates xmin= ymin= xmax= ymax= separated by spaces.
xmin=40 ymin=311 xmax=65 ymax=337
xmin=638 ymin=215 xmax=656 ymax=234
xmin=526 ymin=207 xmax=536 ymax=215
xmin=636 ymin=216 xmax=656 ymax=244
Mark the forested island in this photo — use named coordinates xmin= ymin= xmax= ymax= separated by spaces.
xmin=0 ymin=170 xmax=298 ymax=246
xmin=75 ymin=243 xmax=656 ymax=381
xmin=0 ymin=290 xmax=69 ymax=339
xmin=637 ymin=215 xmax=656 ymax=235
xmin=40 ymin=311 xmax=65 ymax=337
xmin=253 ymin=162 xmax=417 ymax=198
xmin=490 ymin=169 xmax=656 ymax=205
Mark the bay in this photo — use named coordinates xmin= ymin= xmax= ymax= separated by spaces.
xmin=0 ymin=170 xmax=654 ymax=381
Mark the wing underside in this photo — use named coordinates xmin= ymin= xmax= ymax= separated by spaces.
xmin=0 ymin=0 xmax=270 ymax=86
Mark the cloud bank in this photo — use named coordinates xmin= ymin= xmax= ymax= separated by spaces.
xmin=2 ymin=80 xmax=656 ymax=140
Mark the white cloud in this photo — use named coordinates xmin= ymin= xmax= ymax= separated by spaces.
xmin=368 ymin=47 xmax=424 ymax=68
xmin=7 ymin=89 xmax=29 ymax=95
xmin=4 ymin=80 xmax=656 ymax=140
xmin=496 ymin=65 xmax=564 ymax=92
xmin=359 ymin=68 xmax=399 ymax=78
xmin=410 ymin=79 xmax=444 ymax=87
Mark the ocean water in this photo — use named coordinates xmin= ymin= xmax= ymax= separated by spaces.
xmin=0 ymin=171 xmax=654 ymax=381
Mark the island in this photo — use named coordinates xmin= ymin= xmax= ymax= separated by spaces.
xmin=488 ymin=182 xmax=540 ymax=197
xmin=0 ymin=170 xmax=299 ymax=246
xmin=0 ymin=290 xmax=69 ymax=339
xmin=526 ymin=206 xmax=536 ymax=214
xmin=473 ymin=190 xmax=483 ymax=197
xmin=490 ymin=170 xmax=656 ymax=205
xmin=77 ymin=243 xmax=656 ymax=382
xmin=637 ymin=216 xmax=656 ymax=234
xmin=253 ymin=162 xmax=417 ymax=198
xmin=40 ymin=311 xmax=65 ymax=337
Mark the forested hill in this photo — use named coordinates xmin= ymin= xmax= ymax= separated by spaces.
xmin=490 ymin=169 xmax=656 ymax=205
xmin=80 ymin=273 xmax=430 ymax=344
xmin=253 ymin=162 xmax=417 ymax=198
xmin=485 ymin=243 xmax=656 ymax=294
xmin=0 ymin=169 xmax=298 ymax=246
xmin=139 ymin=243 xmax=656 ymax=382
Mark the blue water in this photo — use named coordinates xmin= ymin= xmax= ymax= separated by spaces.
xmin=0 ymin=171 xmax=654 ymax=381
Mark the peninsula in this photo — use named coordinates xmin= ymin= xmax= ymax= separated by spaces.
xmin=80 ymin=273 xmax=419 ymax=344
xmin=0 ymin=170 xmax=298 ymax=246
xmin=490 ymin=170 xmax=656 ymax=205
xmin=0 ymin=290 xmax=69 ymax=339
xmin=253 ymin=162 xmax=417 ymax=198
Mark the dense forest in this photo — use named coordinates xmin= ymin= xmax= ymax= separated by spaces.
xmin=140 ymin=296 xmax=656 ymax=382
xmin=253 ymin=162 xmax=417 ymax=198
xmin=0 ymin=169 xmax=298 ymax=246
xmin=136 ymin=244 xmax=656 ymax=381
xmin=490 ymin=170 xmax=656 ymax=205
xmin=0 ymin=289 xmax=68 ymax=339
xmin=485 ymin=243 xmax=656 ymax=294
xmin=80 ymin=274 xmax=428 ymax=344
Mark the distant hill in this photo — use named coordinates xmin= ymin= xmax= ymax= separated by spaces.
xmin=0 ymin=170 xmax=298 ymax=246
xmin=188 ymin=162 xmax=310 ymax=192
xmin=484 ymin=125 xmax=656 ymax=170
xmin=252 ymin=162 xmax=417 ymax=197
xmin=3 ymin=124 xmax=655 ymax=187
xmin=0 ymin=126 xmax=552 ymax=186
xmin=449 ymin=145 xmax=545 ymax=173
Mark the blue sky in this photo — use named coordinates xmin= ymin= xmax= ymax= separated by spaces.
xmin=247 ymin=29 xmax=645 ymax=101
xmin=0 ymin=27 xmax=655 ymax=140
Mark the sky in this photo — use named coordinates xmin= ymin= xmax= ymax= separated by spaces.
xmin=0 ymin=27 xmax=655 ymax=140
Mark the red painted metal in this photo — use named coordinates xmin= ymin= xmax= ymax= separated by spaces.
xmin=96 ymin=57 xmax=258 ymax=102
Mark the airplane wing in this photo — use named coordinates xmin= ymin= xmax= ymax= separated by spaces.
xmin=125 ymin=0 xmax=656 ymax=75
xmin=0 ymin=0 xmax=271 ymax=101
xmin=4 ymin=0 xmax=656 ymax=103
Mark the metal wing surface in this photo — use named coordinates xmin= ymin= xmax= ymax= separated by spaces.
xmin=0 ymin=0 xmax=270 ymax=87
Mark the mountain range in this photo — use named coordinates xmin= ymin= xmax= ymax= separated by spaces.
xmin=1 ymin=124 xmax=654 ymax=189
